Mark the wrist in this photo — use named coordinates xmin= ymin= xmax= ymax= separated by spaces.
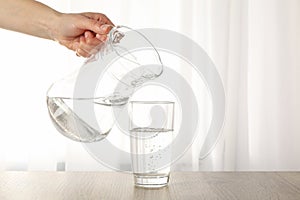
xmin=44 ymin=10 xmax=62 ymax=41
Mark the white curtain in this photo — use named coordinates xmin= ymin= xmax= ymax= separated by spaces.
xmin=0 ymin=0 xmax=299 ymax=171
xmin=199 ymin=0 xmax=300 ymax=170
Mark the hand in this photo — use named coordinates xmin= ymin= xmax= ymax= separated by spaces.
xmin=51 ymin=12 xmax=114 ymax=57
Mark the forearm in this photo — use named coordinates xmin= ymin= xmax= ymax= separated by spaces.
xmin=0 ymin=0 xmax=61 ymax=39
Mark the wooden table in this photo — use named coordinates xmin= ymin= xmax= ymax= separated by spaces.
xmin=0 ymin=172 xmax=300 ymax=200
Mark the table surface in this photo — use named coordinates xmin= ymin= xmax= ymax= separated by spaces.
xmin=0 ymin=172 xmax=300 ymax=200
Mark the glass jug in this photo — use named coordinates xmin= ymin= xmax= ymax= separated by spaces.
xmin=47 ymin=26 xmax=163 ymax=142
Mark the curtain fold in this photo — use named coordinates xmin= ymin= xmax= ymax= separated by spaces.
xmin=201 ymin=0 xmax=300 ymax=171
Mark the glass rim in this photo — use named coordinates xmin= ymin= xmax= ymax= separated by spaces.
xmin=129 ymin=101 xmax=174 ymax=105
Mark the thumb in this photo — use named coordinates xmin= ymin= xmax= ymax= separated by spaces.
xmin=78 ymin=17 xmax=111 ymax=35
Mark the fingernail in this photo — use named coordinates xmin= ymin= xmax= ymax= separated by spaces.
xmin=101 ymin=25 xmax=111 ymax=33
xmin=96 ymin=34 xmax=101 ymax=39
xmin=100 ymin=27 xmax=108 ymax=33
xmin=96 ymin=34 xmax=107 ymax=41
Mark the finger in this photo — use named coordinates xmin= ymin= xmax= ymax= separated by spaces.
xmin=76 ymin=36 xmax=92 ymax=57
xmin=96 ymin=33 xmax=107 ymax=42
xmin=79 ymin=19 xmax=109 ymax=36
xmin=84 ymin=33 xmax=103 ymax=48
xmin=76 ymin=48 xmax=91 ymax=58
xmin=99 ymin=15 xmax=114 ymax=26
xmin=100 ymin=24 xmax=113 ymax=35
xmin=80 ymin=34 xmax=104 ymax=54
xmin=78 ymin=14 xmax=114 ymax=36
xmin=85 ymin=30 xmax=107 ymax=42
xmin=82 ymin=13 xmax=114 ymax=26
xmin=84 ymin=30 xmax=95 ymax=39
xmin=79 ymin=40 xmax=102 ymax=55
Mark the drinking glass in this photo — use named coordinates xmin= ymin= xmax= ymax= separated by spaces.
xmin=129 ymin=101 xmax=174 ymax=188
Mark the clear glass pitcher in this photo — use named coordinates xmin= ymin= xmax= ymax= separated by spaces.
xmin=47 ymin=26 xmax=163 ymax=142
